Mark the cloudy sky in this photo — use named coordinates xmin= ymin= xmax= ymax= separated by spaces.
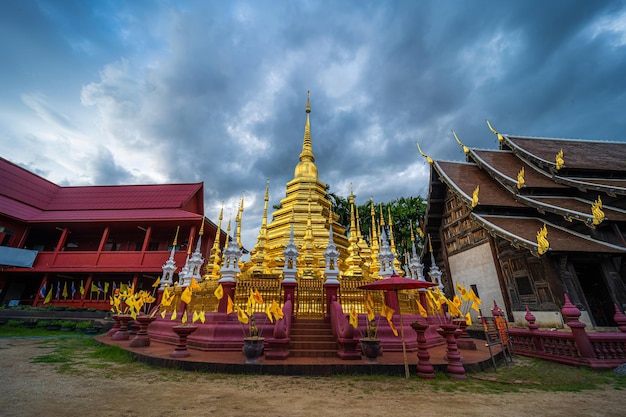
xmin=2 ymin=0 xmax=626 ymax=249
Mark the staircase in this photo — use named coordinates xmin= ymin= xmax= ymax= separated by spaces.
xmin=289 ymin=318 xmax=337 ymax=357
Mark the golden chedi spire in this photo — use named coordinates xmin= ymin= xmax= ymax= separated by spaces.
xmin=355 ymin=199 xmax=371 ymax=275
xmin=248 ymin=180 xmax=271 ymax=275
xmin=206 ymin=203 xmax=224 ymax=279
xmin=236 ymin=193 xmax=244 ymax=249
xmin=241 ymin=92 xmax=349 ymax=281
xmin=295 ymin=90 xmax=318 ymax=180
xmin=343 ymin=186 xmax=364 ymax=279
xmin=387 ymin=206 xmax=404 ymax=276
xmin=369 ymin=199 xmax=380 ymax=277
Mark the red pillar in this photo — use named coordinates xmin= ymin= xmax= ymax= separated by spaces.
xmin=562 ymin=294 xmax=595 ymax=359
xmin=218 ymin=281 xmax=236 ymax=314
xmin=324 ymin=283 xmax=339 ymax=321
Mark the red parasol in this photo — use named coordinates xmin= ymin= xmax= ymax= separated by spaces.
xmin=359 ymin=274 xmax=437 ymax=379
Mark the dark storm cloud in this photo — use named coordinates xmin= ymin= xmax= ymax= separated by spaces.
xmin=2 ymin=0 xmax=626 ymax=247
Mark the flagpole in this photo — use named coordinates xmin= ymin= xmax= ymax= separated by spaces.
xmin=397 ymin=289 xmax=410 ymax=379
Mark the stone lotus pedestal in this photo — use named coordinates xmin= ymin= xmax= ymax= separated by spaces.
xmin=360 ymin=338 xmax=381 ymax=363
xmin=112 ymin=315 xmax=132 ymax=341
xmin=106 ymin=315 xmax=121 ymax=337
xmin=170 ymin=324 xmax=198 ymax=358
xmin=411 ymin=322 xmax=435 ymax=379
xmin=243 ymin=337 xmax=265 ymax=364
xmin=438 ymin=323 xmax=467 ymax=380
xmin=129 ymin=315 xmax=156 ymax=348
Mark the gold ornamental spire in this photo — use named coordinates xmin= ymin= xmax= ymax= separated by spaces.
xmin=344 ymin=187 xmax=364 ymax=278
xmin=299 ymin=90 xmax=315 ymax=163
xmin=236 ymin=193 xmax=244 ymax=249
xmin=369 ymin=198 xmax=380 ymax=277
xmin=207 ymin=203 xmax=224 ymax=279
xmin=172 ymin=226 xmax=180 ymax=247
xmin=294 ymin=91 xmax=318 ymax=179
xmin=486 ymin=120 xmax=505 ymax=143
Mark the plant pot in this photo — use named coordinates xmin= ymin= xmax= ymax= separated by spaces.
xmin=170 ymin=324 xmax=198 ymax=358
xmin=243 ymin=337 xmax=265 ymax=364
xmin=360 ymin=337 xmax=381 ymax=362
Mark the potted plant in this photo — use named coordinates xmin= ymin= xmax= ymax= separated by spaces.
xmin=360 ymin=319 xmax=381 ymax=362
xmin=243 ymin=314 xmax=265 ymax=364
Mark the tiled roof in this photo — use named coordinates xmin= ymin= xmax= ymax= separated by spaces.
xmin=434 ymin=161 xmax=524 ymax=208
xmin=1 ymin=156 xmax=204 ymax=223
xmin=473 ymin=214 xmax=626 ymax=254
xmin=506 ymin=136 xmax=626 ymax=172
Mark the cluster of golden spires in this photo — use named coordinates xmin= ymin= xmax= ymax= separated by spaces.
xmin=199 ymin=92 xmax=405 ymax=282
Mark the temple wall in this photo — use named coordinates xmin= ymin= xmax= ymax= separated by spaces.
xmin=447 ymin=242 xmax=506 ymax=323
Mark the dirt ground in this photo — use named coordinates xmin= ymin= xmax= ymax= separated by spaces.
xmin=1 ymin=338 xmax=625 ymax=417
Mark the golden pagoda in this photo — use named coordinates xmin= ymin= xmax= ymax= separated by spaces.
xmin=240 ymin=92 xmax=350 ymax=279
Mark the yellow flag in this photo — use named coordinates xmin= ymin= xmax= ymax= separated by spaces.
xmin=227 ymin=295 xmax=234 ymax=315
xmin=152 ymin=277 xmax=161 ymax=288
xmin=104 ymin=282 xmax=109 ymax=294
xmin=366 ymin=293 xmax=375 ymax=310
xmin=170 ymin=307 xmax=177 ymax=321
xmin=270 ymin=300 xmax=284 ymax=320
xmin=469 ymin=288 xmax=482 ymax=305
xmin=446 ymin=298 xmax=462 ymax=317
xmin=199 ymin=310 xmax=206 ymax=324
xmin=388 ymin=320 xmax=399 ymax=337
xmin=214 ymin=283 xmax=224 ymax=300
xmin=471 ymin=301 xmax=480 ymax=313
xmin=453 ymin=295 xmax=462 ymax=309
xmin=246 ymin=295 xmax=254 ymax=316
xmin=418 ymin=301 xmax=428 ymax=318
xmin=91 ymin=283 xmax=98 ymax=293
xmin=192 ymin=311 xmax=199 ymax=323
xmin=44 ymin=288 xmax=53 ymax=304
xmin=465 ymin=312 xmax=473 ymax=326
xmin=265 ymin=303 xmax=274 ymax=323
xmin=79 ymin=280 xmax=85 ymax=295
xmin=181 ymin=310 xmax=188 ymax=323
xmin=381 ymin=303 xmax=394 ymax=321
xmin=349 ymin=307 xmax=359 ymax=328
xmin=180 ymin=286 xmax=192 ymax=304
xmin=253 ymin=288 xmax=264 ymax=304
xmin=62 ymin=282 xmax=68 ymax=298
xmin=191 ymin=277 xmax=201 ymax=291
xmin=236 ymin=306 xmax=249 ymax=325
xmin=366 ymin=305 xmax=375 ymax=322
xmin=160 ymin=309 xmax=167 ymax=319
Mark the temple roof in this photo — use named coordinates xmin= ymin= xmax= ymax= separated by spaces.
xmin=424 ymin=130 xmax=626 ymax=259
xmin=0 ymin=156 xmax=204 ymax=223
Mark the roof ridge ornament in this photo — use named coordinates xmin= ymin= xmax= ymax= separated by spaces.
xmin=555 ymin=148 xmax=565 ymax=170
xmin=536 ymin=224 xmax=549 ymax=255
xmin=452 ymin=130 xmax=469 ymax=154
xmin=416 ymin=142 xmax=434 ymax=164
xmin=591 ymin=196 xmax=605 ymax=226
xmin=517 ymin=167 xmax=525 ymax=190
xmin=486 ymin=120 xmax=504 ymax=143
xmin=471 ymin=185 xmax=480 ymax=208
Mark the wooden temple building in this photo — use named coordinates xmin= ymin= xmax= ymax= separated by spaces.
xmin=0 ymin=157 xmax=228 ymax=310
xmin=422 ymin=125 xmax=626 ymax=328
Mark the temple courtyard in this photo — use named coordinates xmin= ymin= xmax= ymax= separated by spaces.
xmin=1 ymin=336 xmax=625 ymax=417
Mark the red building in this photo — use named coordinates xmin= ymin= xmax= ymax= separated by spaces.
xmin=0 ymin=156 xmax=224 ymax=310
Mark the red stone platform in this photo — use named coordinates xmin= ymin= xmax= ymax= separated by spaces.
xmin=96 ymin=334 xmax=505 ymax=376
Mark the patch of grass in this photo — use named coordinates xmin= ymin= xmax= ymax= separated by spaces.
xmin=0 ymin=326 xmax=85 ymax=338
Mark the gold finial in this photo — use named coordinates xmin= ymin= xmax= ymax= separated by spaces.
xmin=416 ymin=142 xmax=434 ymax=164
xmin=428 ymin=234 xmax=433 ymax=253
xmin=472 ymin=185 xmax=480 ymax=208
xmin=536 ymin=224 xmax=549 ymax=255
xmin=199 ymin=217 xmax=205 ymax=236
xmin=591 ymin=196 xmax=605 ymax=225
xmin=555 ymin=149 xmax=564 ymax=170
xmin=306 ymin=90 xmax=311 ymax=113
xmin=417 ymin=218 xmax=425 ymax=238
xmin=264 ymin=179 xmax=270 ymax=201
xmin=379 ymin=203 xmax=385 ymax=227
xmin=187 ymin=234 xmax=194 ymax=255
xmin=172 ymin=226 xmax=180 ymax=247
xmin=452 ymin=130 xmax=469 ymax=154
xmin=517 ymin=167 xmax=525 ymax=189
xmin=486 ymin=120 xmax=505 ymax=143
xmin=410 ymin=220 xmax=415 ymax=242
